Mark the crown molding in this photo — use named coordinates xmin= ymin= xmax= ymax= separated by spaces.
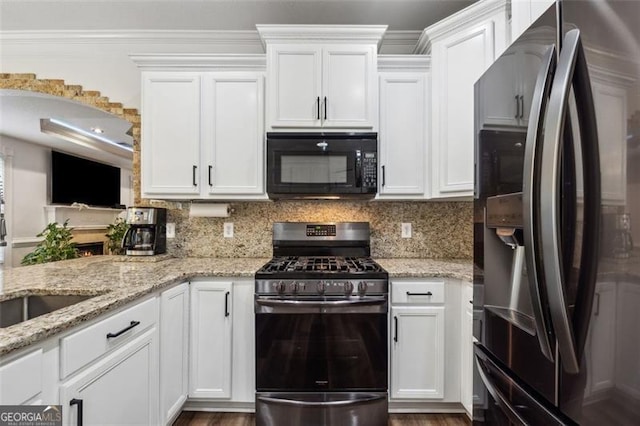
xmin=377 ymin=55 xmax=431 ymax=72
xmin=129 ymin=54 xmax=266 ymax=71
xmin=0 ymin=30 xmax=262 ymax=46
xmin=414 ymin=0 xmax=508 ymax=54
xmin=1 ymin=28 xmax=415 ymax=53
xmin=256 ymin=25 xmax=388 ymax=50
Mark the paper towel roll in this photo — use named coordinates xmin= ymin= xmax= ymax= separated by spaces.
xmin=189 ymin=203 xmax=231 ymax=218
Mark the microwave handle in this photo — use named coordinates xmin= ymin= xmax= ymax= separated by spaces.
xmin=355 ymin=150 xmax=363 ymax=188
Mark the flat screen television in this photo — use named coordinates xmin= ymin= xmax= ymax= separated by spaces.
xmin=51 ymin=151 xmax=121 ymax=208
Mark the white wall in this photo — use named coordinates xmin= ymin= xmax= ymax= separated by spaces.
xmin=0 ymin=135 xmax=133 ymax=267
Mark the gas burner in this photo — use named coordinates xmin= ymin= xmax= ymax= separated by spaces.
xmin=258 ymin=256 xmax=386 ymax=275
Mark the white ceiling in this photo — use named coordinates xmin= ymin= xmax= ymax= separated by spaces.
xmin=0 ymin=90 xmax=134 ymax=169
xmin=0 ymin=0 xmax=477 ymax=31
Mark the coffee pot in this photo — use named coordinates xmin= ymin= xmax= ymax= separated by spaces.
xmin=122 ymin=207 xmax=167 ymax=256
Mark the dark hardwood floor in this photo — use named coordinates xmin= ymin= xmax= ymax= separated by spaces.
xmin=173 ymin=412 xmax=471 ymax=426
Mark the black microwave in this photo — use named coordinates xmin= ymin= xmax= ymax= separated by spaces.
xmin=266 ymin=132 xmax=378 ymax=200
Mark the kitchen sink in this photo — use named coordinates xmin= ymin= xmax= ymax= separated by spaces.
xmin=0 ymin=294 xmax=95 ymax=328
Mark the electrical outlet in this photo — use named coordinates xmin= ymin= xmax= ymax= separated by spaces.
xmin=401 ymin=223 xmax=412 ymax=238
xmin=166 ymin=223 xmax=176 ymax=239
xmin=223 ymin=222 xmax=234 ymax=238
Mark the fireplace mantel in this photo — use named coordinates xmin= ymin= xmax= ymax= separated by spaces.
xmin=44 ymin=205 xmax=124 ymax=229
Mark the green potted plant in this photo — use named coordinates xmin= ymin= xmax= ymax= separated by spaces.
xmin=105 ymin=217 xmax=129 ymax=255
xmin=21 ymin=219 xmax=79 ymax=265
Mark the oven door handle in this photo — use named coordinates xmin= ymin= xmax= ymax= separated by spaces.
xmin=255 ymin=297 xmax=387 ymax=313
xmin=257 ymin=394 xmax=386 ymax=407
xmin=256 ymin=297 xmax=386 ymax=307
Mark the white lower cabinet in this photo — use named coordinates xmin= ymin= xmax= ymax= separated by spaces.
xmin=160 ymin=282 xmax=190 ymax=424
xmin=390 ymin=280 xmax=445 ymax=400
xmin=230 ymin=279 xmax=255 ymax=403
xmin=60 ymin=328 xmax=159 ymax=426
xmin=0 ymin=348 xmax=44 ymax=405
xmin=460 ymin=282 xmax=473 ymax=416
xmin=189 ymin=280 xmax=233 ymax=399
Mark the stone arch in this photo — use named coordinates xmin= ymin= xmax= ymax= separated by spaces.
xmin=0 ymin=73 xmax=141 ymax=203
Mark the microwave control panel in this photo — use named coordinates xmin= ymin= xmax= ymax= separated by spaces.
xmin=362 ymin=152 xmax=377 ymax=188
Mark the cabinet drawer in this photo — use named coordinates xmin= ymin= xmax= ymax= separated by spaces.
xmin=391 ymin=281 xmax=445 ymax=304
xmin=60 ymin=297 xmax=158 ymax=378
xmin=0 ymin=349 xmax=42 ymax=405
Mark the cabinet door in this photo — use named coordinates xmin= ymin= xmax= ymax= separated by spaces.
xmin=60 ymin=328 xmax=159 ymax=426
xmin=141 ymin=73 xmax=201 ymax=196
xmin=230 ymin=280 xmax=255 ymax=402
xmin=585 ymin=282 xmax=616 ymax=396
xmin=190 ymin=281 xmax=232 ymax=399
xmin=615 ymin=282 xmax=640 ymax=398
xmin=592 ymin=81 xmax=627 ymax=204
xmin=267 ymin=45 xmax=322 ymax=128
xmin=322 ymin=45 xmax=375 ymax=128
xmin=378 ymin=73 xmax=427 ymax=196
xmin=391 ymin=306 xmax=445 ymax=399
xmin=203 ymin=73 xmax=265 ymax=196
xmin=160 ymin=283 xmax=189 ymax=424
xmin=431 ymin=22 xmax=495 ymax=198
xmin=0 ymin=349 xmax=43 ymax=405
xmin=461 ymin=284 xmax=474 ymax=415
xmin=477 ymin=49 xmax=519 ymax=127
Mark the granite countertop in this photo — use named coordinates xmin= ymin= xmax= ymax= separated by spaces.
xmin=376 ymin=258 xmax=473 ymax=282
xmin=0 ymin=256 xmax=472 ymax=357
xmin=0 ymin=256 xmax=269 ymax=357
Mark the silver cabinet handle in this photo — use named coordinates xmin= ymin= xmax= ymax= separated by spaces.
xmin=515 ymin=95 xmax=520 ymax=119
xmin=594 ymin=293 xmax=600 ymax=316
xmin=519 ymin=95 xmax=525 ymax=119
xmin=522 ymin=45 xmax=556 ymax=362
xmin=540 ymin=29 xmax=601 ymax=374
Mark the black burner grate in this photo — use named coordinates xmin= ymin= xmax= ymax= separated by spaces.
xmin=260 ymin=256 xmax=385 ymax=274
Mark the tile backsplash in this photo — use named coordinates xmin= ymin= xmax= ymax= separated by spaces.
xmin=166 ymin=201 xmax=472 ymax=259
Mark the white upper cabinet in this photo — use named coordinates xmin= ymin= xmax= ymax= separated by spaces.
xmin=477 ymin=42 xmax=547 ymax=128
xmin=322 ymin=45 xmax=375 ymax=128
xmin=258 ymin=25 xmax=386 ymax=131
xmin=202 ymin=73 xmax=265 ymax=196
xmin=377 ymin=56 xmax=430 ymax=198
xmin=134 ymin=55 xmax=267 ymax=200
xmin=267 ymin=45 xmax=322 ymax=128
xmin=511 ymin=0 xmax=555 ymax=42
xmin=417 ymin=0 xmax=509 ymax=199
xmin=141 ymin=73 xmax=201 ymax=196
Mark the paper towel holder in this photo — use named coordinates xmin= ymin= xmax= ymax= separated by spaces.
xmin=189 ymin=203 xmax=234 ymax=218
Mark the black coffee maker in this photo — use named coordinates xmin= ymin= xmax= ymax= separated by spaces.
xmin=122 ymin=207 xmax=167 ymax=256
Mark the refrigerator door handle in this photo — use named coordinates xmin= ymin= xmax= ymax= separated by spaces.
xmin=539 ymin=29 xmax=601 ymax=374
xmin=522 ymin=45 xmax=556 ymax=362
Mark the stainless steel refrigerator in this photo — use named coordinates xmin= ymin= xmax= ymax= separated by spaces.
xmin=473 ymin=0 xmax=640 ymax=424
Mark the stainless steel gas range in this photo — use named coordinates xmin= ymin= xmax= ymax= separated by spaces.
xmin=254 ymin=222 xmax=389 ymax=426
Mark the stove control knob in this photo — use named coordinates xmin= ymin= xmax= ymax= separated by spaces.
xmin=275 ymin=281 xmax=286 ymax=294
xmin=358 ymin=281 xmax=368 ymax=296
xmin=316 ymin=281 xmax=327 ymax=294
xmin=344 ymin=281 xmax=354 ymax=295
xmin=290 ymin=282 xmax=300 ymax=294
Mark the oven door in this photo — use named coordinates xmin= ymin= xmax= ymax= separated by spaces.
xmin=255 ymin=296 xmax=388 ymax=391
xmin=266 ymin=133 xmax=377 ymax=199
